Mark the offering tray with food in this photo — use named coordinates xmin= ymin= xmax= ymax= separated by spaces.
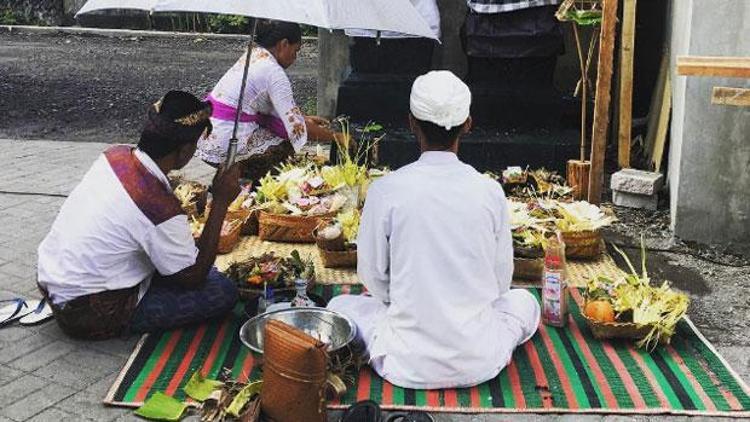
xmin=314 ymin=209 xmax=360 ymax=269
xmin=225 ymin=250 xmax=316 ymax=301
xmin=582 ymin=240 xmax=689 ymax=350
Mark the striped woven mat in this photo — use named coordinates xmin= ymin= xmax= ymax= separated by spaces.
xmin=105 ymin=285 xmax=750 ymax=416
xmin=214 ymin=236 xmax=625 ymax=287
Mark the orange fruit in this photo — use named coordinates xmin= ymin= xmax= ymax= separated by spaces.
xmin=584 ymin=300 xmax=615 ymax=323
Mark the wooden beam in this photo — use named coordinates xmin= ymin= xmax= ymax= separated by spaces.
xmin=650 ymin=72 xmax=671 ymax=172
xmin=617 ymin=0 xmax=637 ymax=169
xmin=677 ymin=56 xmax=750 ymax=78
xmin=645 ymin=51 xmax=670 ymax=167
xmin=711 ymin=86 xmax=750 ymax=107
xmin=587 ymin=0 xmax=619 ymax=205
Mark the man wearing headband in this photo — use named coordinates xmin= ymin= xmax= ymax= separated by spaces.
xmin=329 ymin=71 xmax=540 ymax=389
xmin=38 ymin=91 xmax=242 ymax=340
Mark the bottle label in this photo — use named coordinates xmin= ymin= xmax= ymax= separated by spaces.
xmin=543 ymin=271 xmax=564 ymax=324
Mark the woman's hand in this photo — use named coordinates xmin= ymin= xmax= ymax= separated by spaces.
xmin=305 ymin=115 xmax=330 ymax=128
xmin=305 ymin=116 xmax=336 ymax=142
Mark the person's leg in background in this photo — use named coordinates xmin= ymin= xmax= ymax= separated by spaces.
xmin=129 ymin=268 xmax=238 ymax=333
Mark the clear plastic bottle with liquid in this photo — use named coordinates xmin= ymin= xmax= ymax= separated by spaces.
xmin=542 ymin=233 xmax=569 ymax=327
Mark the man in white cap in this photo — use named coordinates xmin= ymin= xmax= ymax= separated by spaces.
xmin=328 ymin=71 xmax=540 ymax=389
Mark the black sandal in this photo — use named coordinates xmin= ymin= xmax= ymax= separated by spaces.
xmin=385 ymin=411 xmax=436 ymax=422
xmin=340 ymin=400 xmax=383 ymax=422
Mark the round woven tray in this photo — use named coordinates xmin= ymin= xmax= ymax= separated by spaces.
xmin=582 ymin=313 xmax=670 ymax=345
xmin=259 ymin=211 xmax=334 ymax=243
xmin=562 ymin=230 xmax=603 ymax=259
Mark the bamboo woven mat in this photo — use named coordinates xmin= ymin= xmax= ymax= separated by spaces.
xmin=214 ymin=236 xmax=626 ymax=287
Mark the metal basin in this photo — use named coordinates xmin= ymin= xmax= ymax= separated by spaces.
xmin=239 ymin=307 xmax=357 ymax=354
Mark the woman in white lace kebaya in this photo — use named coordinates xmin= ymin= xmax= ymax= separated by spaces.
xmin=197 ymin=21 xmax=334 ymax=180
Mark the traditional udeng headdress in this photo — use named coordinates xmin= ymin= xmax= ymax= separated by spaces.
xmin=143 ymin=92 xmax=213 ymax=144
xmin=410 ymin=70 xmax=472 ymax=130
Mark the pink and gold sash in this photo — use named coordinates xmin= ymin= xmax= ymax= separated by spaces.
xmin=206 ymin=94 xmax=289 ymax=140
xmin=104 ymin=145 xmax=183 ymax=225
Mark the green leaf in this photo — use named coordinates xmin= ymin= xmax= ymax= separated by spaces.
xmin=226 ymin=381 xmax=263 ymax=417
xmin=134 ymin=392 xmax=188 ymax=421
xmin=183 ymin=372 xmax=224 ymax=402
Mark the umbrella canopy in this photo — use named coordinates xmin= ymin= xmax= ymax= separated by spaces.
xmin=76 ymin=0 xmax=438 ymax=40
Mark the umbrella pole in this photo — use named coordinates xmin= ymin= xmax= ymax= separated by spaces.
xmin=225 ymin=19 xmax=259 ymax=168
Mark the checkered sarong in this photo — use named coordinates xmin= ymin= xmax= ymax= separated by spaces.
xmin=467 ymin=0 xmax=561 ymax=14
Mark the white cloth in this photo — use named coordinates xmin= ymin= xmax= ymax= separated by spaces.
xmin=345 ymin=0 xmax=441 ymax=39
xmin=37 ymin=149 xmax=198 ymax=305
xmin=328 ymin=151 xmax=540 ymax=389
xmin=196 ymin=47 xmax=307 ymax=164
xmin=410 ymin=71 xmax=471 ymax=130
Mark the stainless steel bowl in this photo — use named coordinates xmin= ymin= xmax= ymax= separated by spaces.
xmin=239 ymin=307 xmax=357 ymax=354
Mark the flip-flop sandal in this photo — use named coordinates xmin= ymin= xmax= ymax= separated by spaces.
xmin=0 ymin=298 xmax=37 ymax=327
xmin=340 ymin=400 xmax=382 ymax=422
xmin=19 ymin=300 xmax=53 ymax=326
xmin=385 ymin=411 xmax=436 ymax=422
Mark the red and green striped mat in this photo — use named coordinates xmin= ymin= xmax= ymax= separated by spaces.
xmin=105 ymin=285 xmax=750 ymax=417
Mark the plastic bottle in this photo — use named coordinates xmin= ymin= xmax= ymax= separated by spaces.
xmin=542 ymin=233 xmax=568 ymax=327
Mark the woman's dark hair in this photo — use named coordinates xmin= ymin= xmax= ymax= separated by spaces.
xmin=414 ymin=118 xmax=464 ymax=149
xmin=138 ymin=91 xmax=213 ymax=160
xmin=255 ymin=20 xmax=302 ymax=49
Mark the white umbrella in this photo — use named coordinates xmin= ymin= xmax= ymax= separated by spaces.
xmin=77 ymin=0 xmax=437 ymax=165
xmin=77 ymin=0 xmax=437 ymax=39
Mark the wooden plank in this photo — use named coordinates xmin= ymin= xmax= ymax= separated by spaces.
xmin=618 ymin=0 xmax=637 ymax=169
xmin=587 ymin=0 xmax=619 ymax=205
xmin=645 ymin=51 xmax=670 ymax=162
xmin=651 ymin=72 xmax=671 ymax=172
xmin=676 ymin=56 xmax=750 ymax=78
xmin=711 ymin=86 xmax=750 ymax=107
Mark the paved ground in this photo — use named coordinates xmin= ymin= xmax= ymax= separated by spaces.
xmin=0 ymin=138 xmax=748 ymax=422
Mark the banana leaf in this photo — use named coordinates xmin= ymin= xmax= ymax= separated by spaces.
xmin=134 ymin=392 xmax=188 ymax=421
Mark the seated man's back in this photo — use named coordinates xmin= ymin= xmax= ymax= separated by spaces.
xmin=329 ymin=71 xmax=540 ymax=389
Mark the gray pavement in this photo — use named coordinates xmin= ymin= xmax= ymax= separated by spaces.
xmin=0 ymin=139 xmax=747 ymax=421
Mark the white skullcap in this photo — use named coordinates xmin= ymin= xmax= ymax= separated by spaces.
xmin=410 ymin=70 xmax=471 ymax=130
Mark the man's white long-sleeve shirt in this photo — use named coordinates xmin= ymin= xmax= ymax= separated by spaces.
xmin=356 ymin=151 xmax=514 ymax=388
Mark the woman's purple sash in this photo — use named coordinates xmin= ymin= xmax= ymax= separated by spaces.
xmin=206 ymin=94 xmax=289 ymax=140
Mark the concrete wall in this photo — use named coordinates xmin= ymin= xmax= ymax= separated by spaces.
xmin=668 ymin=0 xmax=750 ymax=253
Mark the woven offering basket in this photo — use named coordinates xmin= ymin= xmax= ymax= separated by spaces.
xmin=259 ymin=211 xmax=333 ymax=243
xmin=261 ymin=320 xmax=328 ymax=422
xmin=226 ymin=208 xmax=260 ymax=236
xmin=318 ymin=248 xmax=357 ymax=269
xmin=513 ymin=257 xmax=544 ymax=282
xmin=562 ymin=230 xmax=603 ymax=259
xmin=217 ymin=220 xmax=242 ymax=254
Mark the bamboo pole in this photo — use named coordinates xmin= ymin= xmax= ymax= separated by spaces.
xmin=587 ymin=0 xmax=619 ymax=204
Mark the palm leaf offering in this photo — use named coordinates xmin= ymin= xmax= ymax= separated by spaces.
xmin=255 ymin=119 xmax=386 ymax=218
xmin=584 ymin=237 xmax=690 ymax=350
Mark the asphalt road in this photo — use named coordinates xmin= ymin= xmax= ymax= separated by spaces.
xmin=0 ymin=31 xmax=318 ymax=143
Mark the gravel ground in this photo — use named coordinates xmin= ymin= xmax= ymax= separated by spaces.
xmin=0 ymin=31 xmax=318 ymax=143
